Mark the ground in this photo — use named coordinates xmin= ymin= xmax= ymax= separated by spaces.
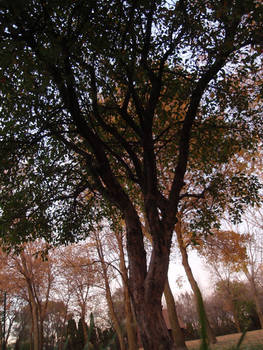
xmin=186 ymin=329 xmax=263 ymax=349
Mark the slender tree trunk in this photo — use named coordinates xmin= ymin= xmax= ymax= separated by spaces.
xmin=39 ymin=268 xmax=52 ymax=350
xmin=251 ymin=281 xmax=263 ymax=328
xmin=116 ymin=229 xmax=138 ymax=350
xmin=175 ymin=219 xmax=217 ymax=345
xmin=232 ymin=300 xmax=241 ymax=333
xmin=102 ymin=265 xmax=125 ymax=350
xmin=30 ymin=298 xmax=40 ymax=350
xmin=244 ymin=270 xmax=263 ymax=328
xmin=38 ymin=310 xmax=43 ymax=350
xmin=164 ymin=281 xmax=188 ymax=350
xmin=81 ymin=314 xmax=88 ymax=344
xmin=124 ymin=282 xmax=138 ymax=350
xmin=95 ymin=235 xmax=126 ymax=350
xmin=20 ymin=254 xmax=40 ymax=350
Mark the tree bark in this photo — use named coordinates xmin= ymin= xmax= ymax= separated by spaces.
xmin=125 ymin=209 xmax=177 ymax=350
xmin=175 ymin=219 xmax=217 ymax=345
xmin=135 ymin=301 xmax=175 ymax=350
xmin=141 ymin=216 xmax=187 ymax=349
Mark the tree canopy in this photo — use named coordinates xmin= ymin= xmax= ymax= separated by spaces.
xmin=0 ymin=0 xmax=262 ymax=242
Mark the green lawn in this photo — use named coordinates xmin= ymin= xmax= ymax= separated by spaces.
xmin=186 ymin=329 xmax=263 ymax=350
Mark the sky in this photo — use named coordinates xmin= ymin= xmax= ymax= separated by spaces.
xmin=168 ymin=250 xmax=212 ymax=299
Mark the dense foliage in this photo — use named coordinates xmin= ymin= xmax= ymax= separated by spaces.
xmin=0 ymin=0 xmax=262 ymax=243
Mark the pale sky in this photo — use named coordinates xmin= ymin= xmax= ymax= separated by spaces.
xmin=168 ymin=250 xmax=212 ymax=298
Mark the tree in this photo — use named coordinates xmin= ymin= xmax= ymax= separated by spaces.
xmin=242 ymin=231 xmax=263 ymax=329
xmin=176 ymin=292 xmax=199 ymax=341
xmin=0 ymin=291 xmax=20 ymax=349
xmin=214 ymin=279 xmax=258 ymax=332
xmin=197 ymin=232 xmax=247 ymax=332
xmin=1 ymin=1 xmax=263 ymax=349
xmin=56 ymin=243 xmax=99 ymax=344
xmin=66 ymin=317 xmax=78 ymax=350
xmin=204 ymin=292 xmax=237 ymax=336
xmin=198 ymin=228 xmax=263 ymax=329
xmin=0 ymin=242 xmax=55 ymax=350
xmin=93 ymin=229 xmax=126 ymax=350
xmin=42 ymin=300 xmax=68 ymax=350
xmin=13 ymin=304 xmax=32 ymax=350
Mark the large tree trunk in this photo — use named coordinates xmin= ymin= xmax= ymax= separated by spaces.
xmin=141 ymin=216 xmax=187 ymax=349
xmin=175 ymin=219 xmax=217 ymax=345
xmin=164 ymin=281 xmax=188 ymax=350
xmin=125 ymin=208 xmax=177 ymax=350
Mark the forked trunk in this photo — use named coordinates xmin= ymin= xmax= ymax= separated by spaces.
xmin=142 ymin=216 xmax=187 ymax=349
xmin=125 ymin=209 xmax=178 ymax=349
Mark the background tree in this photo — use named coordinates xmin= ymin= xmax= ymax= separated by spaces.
xmin=1 ymin=1 xmax=263 ymax=348
xmin=42 ymin=300 xmax=68 ymax=350
xmin=0 ymin=242 xmax=55 ymax=350
xmin=198 ymin=228 xmax=263 ymax=328
xmin=176 ymin=292 xmax=199 ymax=341
xmin=56 ymin=243 xmax=99 ymax=344
xmin=65 ymin=317 xmax=78 ymax=350
xmin=240 ymin=225 xmax=263 ymax=328
xmin=197 ymin=235 xmax=246 ymax=332
xmin=13 ymin=305 xmax=32 ymax=350
xmin=215 ymin=279 xmax=258 ymax=332
xmin=111 ymin=220 xmax=138 ymax=350
xmin=204 ymin=292 xmax=238 ymax=336
xmin=93 ymin=229 xmax=126 ymax=350
xmin=0 ymin=292 xmax=21 ymax=349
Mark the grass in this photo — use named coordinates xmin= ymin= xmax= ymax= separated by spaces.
xmin=186 ymin=329 xmax=263 ymax=350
